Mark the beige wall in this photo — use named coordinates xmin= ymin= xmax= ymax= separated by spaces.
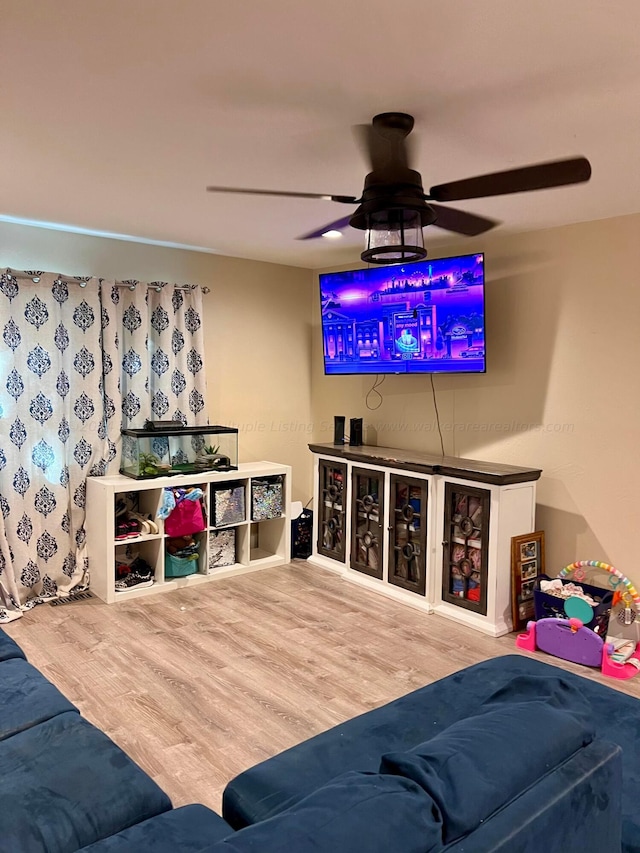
xmin=312 ymin=213 xmax=640 ymax=584
xmin=0 ymin=221 xmax=314 ymax=503
xmin=4 ymin=214 xmax=638 ymax=585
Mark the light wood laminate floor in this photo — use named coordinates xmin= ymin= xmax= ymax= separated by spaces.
xmin=5 ymin=562 xmax=640 ymax=813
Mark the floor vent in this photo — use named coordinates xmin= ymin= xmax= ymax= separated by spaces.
xmin=49 ymin=590 xmax=96 ymax=606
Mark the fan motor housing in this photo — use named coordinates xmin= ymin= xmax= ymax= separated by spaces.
xmin=349 ymin=170 xmax=437 ymax=231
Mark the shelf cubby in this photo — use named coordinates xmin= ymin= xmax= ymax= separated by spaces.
xmin=87 ymin=462 xmax=291 ymax=603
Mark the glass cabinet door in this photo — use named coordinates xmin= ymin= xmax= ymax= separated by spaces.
xmin=387 ymin=474 xmax=428 ymax=595
xmin=317 ymin=459 xmax=347 ymax=562
xmin=442 ymin=482 xmax=490 ymax=614
xmin=350 ymin=467 xmax=384 ymax=579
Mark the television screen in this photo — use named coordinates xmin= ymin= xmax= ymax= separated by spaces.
xmin=319 ymin=253 xmax=486 ymax=375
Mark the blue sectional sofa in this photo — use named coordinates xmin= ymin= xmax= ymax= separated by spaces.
xmin=1 ymin=623 xmax=635 ymax=852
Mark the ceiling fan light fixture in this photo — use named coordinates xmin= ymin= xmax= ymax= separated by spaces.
xmin=321 ymin=229 xmax=343 ymax=239
xmin=361 ymin=208 xmax=426 ymax=265
xmin=206 ymin=113 xmax=590 ymax=256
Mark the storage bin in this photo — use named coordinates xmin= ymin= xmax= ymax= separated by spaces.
xmin=211 ymin=483 xmax=245 ymax=527
xmin=251 ymin=476 xmax=283 ymax=521
xmin=533 ymin=575 xmax=612 ymax=635
xmin=164 ymin=491 xmax=206 ymax=537
xmin=165 ymin=552 xmax=199 ymax=578
xmin=208 ymin=529 xmax=236 ymax=572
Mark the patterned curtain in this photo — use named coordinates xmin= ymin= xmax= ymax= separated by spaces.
xmin=0 ymin=272 xmax=208 ymax=622
xmin=117 ymin=282 xmax=208 ymax=473
xmin=118 ymin=281 xmax=208 ymax=482
xmin=0 ymin=271 xmax=121 ymax=622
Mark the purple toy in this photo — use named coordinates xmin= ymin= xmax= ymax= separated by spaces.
xmin=521 ymin=617 xmax=603 ymax=667
xmin=517 ymin=617 xmax=640 ymax=680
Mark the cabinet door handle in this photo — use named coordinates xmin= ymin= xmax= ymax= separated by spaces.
xmin=442 ymin=540 xmax=449 ymax=546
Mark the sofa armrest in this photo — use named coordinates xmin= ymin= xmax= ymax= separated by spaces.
xmin=445 ymin=739 xmax=622 ymax=853
xmin=0 ymin=627 xmax=26 ymax=662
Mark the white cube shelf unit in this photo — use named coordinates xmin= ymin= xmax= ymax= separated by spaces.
xmin=308 ymin=443 xmax=541 ymax=637
xmin=86 ymin=461 xmax=291 ymax=603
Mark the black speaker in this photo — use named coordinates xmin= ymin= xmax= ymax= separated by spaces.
xmin=333 ymin=416 xmax=346 ymax=446
xmin=349 ymin=417 xmax=363 ymax=447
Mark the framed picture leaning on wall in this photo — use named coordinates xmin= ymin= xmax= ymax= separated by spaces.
xmin=511 ymin=531 xmax=546 ymax=632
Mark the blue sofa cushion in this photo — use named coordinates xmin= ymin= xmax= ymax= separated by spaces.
xmin=222 ymin=654 xmax=640 ymax=847
xmin=205 ymin=771 xmax=443 ymax=853
xmin=0 ymin=711 xmax=171 ymax=853
xmin=444 ymin=740 xmax=622 ymax=853
xmin=0 ymin=626 xmax=26 ymax=661
xmin=79 ymin=805 xmax=234 ymax=852
xmin=0 ymin=657 xmax=78 ymax=741
xmin=379 ymin=675 xmax=594 ymax=844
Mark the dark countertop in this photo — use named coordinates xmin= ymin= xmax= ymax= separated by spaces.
xmin=308 ymin=443 xmax=542 ymax=486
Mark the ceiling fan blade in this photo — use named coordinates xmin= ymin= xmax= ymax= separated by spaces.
xmin=355 ymin=112 xmax=414 ymax=176
xmin=429 ymin=157 xmax=592 ymax=202
xmin=206 ymin=186 xmax=358 ymax=203
xmin=355 ymin=125 xmax=407 ymax=173
xmin=297 ymin=215 xmax=354 ymax=240
xmin=354 ymin=124 xmax=386 ymax=171
xmin=429 ymin=203 xmax=500 ymax=236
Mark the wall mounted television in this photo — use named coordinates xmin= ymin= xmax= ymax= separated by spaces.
xmin=319 ymin=253 xmax=486 ymax=375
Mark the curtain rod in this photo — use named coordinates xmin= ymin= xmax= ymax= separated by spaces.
xmin=3 ymin=269 xmax=210 ymax=294
xmin=4 ymin=269 xmax=91 ymax=285
xmin=114 ymin=281 xmax=210 ymax=294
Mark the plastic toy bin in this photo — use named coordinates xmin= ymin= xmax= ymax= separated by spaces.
xmin=533 ymin=575 xmax=613 ymax=633
xmin=165 ymin=553 xmax=199 ymax=578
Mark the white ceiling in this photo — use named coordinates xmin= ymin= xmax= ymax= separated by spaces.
xmin=3 ymin=0 xmax=640 ymax=269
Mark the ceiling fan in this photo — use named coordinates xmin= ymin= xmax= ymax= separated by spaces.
xmin=207 ymin=112 xmax=591 ymax=264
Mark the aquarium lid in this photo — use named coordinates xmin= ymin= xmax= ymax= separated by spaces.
xmin=121 ymin=423 xmax=237 ymax=437
xmin=144 ymin=420 xmax=187 ymax=431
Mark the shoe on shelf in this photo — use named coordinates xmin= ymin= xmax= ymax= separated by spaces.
xmin=130 ymin=557 xmax=153 ymax=576
xmin=115 ymin=572 xmax=154 ymax=592
xmin=128 ymin=512 xmax=159 ymax=536
xmin=115 ymin=493 xmax=137 ymax=518
xmin=114 ymin=543 xmax=140 ymax=564
xmin=115 ymin=519 xmax=134 ymax=540
xmin=115 ymin=557 xmax=154 ymax=591
xmin=114 ymin=517 xmax=142 ymax=539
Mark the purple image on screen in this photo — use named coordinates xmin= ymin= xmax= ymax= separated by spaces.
xmin=320 ymin=253 xmax=486 ymax=375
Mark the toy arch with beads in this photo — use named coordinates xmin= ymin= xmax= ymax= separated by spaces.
xmin=559 ymin=561 xmax=640 ymax=613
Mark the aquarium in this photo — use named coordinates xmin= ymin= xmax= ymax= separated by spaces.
xmin=120 ymin=423 xmax=238 ymax=479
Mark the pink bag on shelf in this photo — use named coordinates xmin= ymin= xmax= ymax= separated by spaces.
xmin=164 ymin=491 xmax=206 ymax=537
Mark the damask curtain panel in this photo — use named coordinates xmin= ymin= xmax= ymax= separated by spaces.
xmin=0 ymin=271 xmax=208 ymax=622
xmin=0 ymin=271 xmax=121 ymax=622
xmin=117 ymin=281 xmax=208 ymax=427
